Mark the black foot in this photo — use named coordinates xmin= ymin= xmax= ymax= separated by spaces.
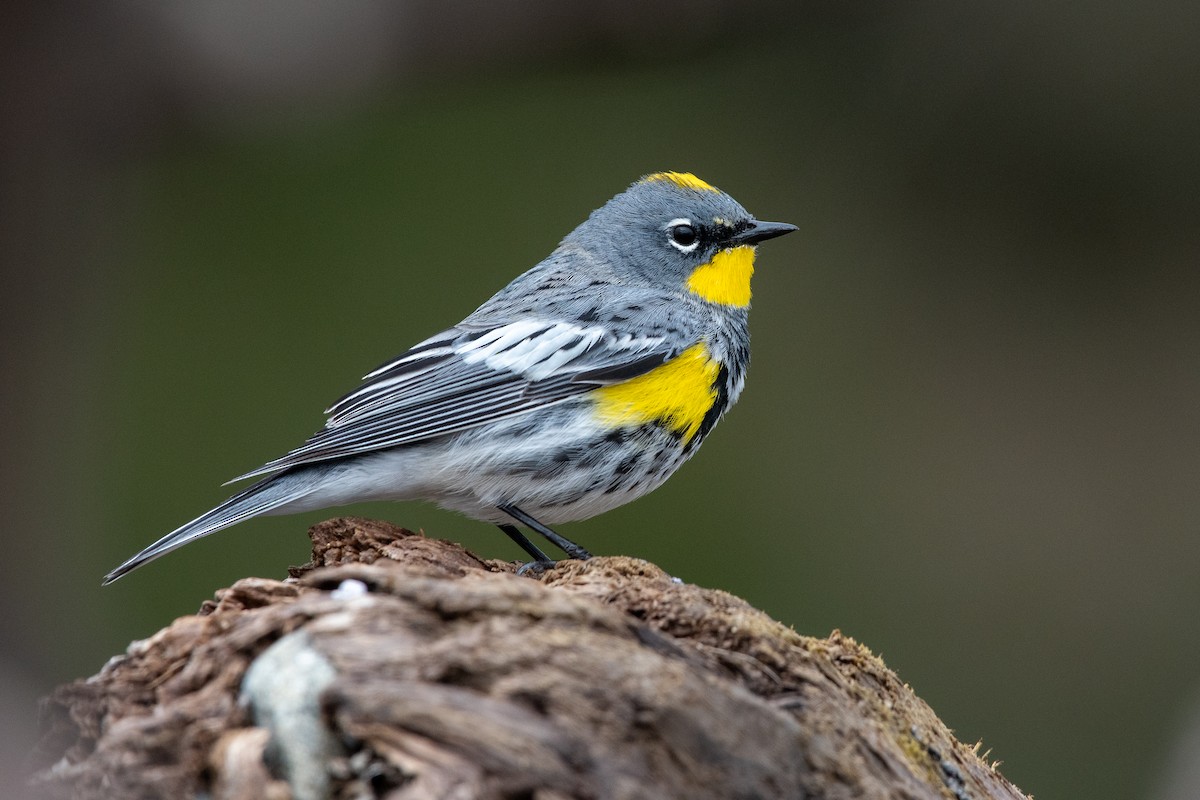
xmin=516 ymin=559 xmax=558 ymax=577
xmin=498 ymin=504 xmax=593 ymax=561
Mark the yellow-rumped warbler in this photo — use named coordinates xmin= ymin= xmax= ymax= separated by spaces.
xmin=104 ymin=172 xmax=795 ymax=583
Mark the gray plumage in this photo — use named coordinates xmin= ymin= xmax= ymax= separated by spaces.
xmin=104 ymin=173 xmax=795 ymax=583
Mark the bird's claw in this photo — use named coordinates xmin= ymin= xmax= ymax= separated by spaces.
xmin=516 ymin=559 xmax=557 ymax=577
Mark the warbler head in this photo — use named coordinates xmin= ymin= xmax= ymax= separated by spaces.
xmin=563 ymin=171 xmax=797 ymax=307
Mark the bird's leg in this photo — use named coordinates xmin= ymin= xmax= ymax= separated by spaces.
xmin=497 ymin=523 xmax=554 ymax=563
xmin=497 ymin=503 xmax=593 ymax=561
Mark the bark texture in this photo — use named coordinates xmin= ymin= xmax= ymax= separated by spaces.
xmin=32 ymin=518 xmax=1029 ymax=800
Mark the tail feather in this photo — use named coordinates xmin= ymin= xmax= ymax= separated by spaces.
xmin=102 ymin=471 xmax=312 ymax=585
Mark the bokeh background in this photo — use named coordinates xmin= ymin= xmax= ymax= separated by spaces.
xmin=3 ymin=2 xmax=1199 ymax=798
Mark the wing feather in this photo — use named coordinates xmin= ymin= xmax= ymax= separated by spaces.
xmin=227 ymin=320 xmax=677 ymax=483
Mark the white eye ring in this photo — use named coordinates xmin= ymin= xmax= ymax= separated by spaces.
xmin=665 ymin=218 xmax=699 ymax=253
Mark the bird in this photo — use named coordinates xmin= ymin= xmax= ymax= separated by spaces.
xmin=103 ymin=172 xmax=796 ymax=584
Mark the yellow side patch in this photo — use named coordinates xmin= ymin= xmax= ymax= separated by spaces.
xmin=686 ymin=246 xmax=756 ymax=307
xmin=593 ymin=343 xmax=719 ymax=440
xmin=641 ymin=171 xmax=719 ymax=193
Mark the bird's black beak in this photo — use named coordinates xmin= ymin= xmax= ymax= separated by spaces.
xmin=730 ymin=220 xmax=798 ymax=246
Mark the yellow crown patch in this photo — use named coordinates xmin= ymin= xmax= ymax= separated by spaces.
xmin=641 ymin=172 xmax=719 ymax=193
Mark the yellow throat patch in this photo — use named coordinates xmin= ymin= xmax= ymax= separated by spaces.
xmin=641 ymin=171 xmax=720 ymax=193
xmin=687 ymin=246 xmax=756 ymax=307
xmin=593 ymin=343 xmax=719 ymax=440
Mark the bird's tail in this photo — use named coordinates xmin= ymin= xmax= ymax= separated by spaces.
xmin=102 ymin=469 xmax=314 ymax=585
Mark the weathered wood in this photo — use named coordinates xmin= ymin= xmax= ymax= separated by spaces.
xmin=31 ymin=518 xmax=1028 ymax=799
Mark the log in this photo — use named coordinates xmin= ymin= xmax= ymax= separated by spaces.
xmin=30 ymin=518 xmax=1028 ymax=800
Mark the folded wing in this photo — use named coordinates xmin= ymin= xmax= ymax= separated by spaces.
xmin=228 ymin=319 xmax=680 ymax=482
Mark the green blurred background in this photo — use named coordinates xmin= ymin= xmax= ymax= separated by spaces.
xmin=3 ymin=2 xmax=1199 ymax=798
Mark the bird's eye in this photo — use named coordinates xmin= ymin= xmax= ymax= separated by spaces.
xmin=666 ymin=219 xmax=700 ymax=253
xmin=671 ymin=225 xmax=697 ymax=246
